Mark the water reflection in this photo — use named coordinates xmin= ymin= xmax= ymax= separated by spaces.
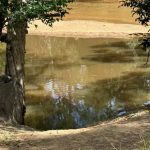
xmin=25 ymin=35 xmax=150 ymax=130
xmin=25 ymin=92 xmax=127 ymax=130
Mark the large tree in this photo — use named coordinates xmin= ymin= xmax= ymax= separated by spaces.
xmin=0 ymin=0 xmax=73 ymax=124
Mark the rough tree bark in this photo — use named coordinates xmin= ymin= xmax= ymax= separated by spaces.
xmin=4 ymin=22 xmax=26 ymax=124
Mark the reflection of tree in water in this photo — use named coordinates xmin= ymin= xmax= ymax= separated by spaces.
xmin=25 ymin=77 xmax=128 ymax=130
xmin=85 ymin=71 xmax=150 ymax=113
xmin=25 ymin=36 xmax=80 ymax=90
xmin=25 ymin=36 xmax=150 ymax=130
xmin=83 ymin=39 xmax=147 ymax=64
xmin=26 ymin=96 xmax=118 ymax=130
xmin=25 ymin=71 xmax=150 ymax=130
xmin=45 ymin=77 xmax=118 ymax=126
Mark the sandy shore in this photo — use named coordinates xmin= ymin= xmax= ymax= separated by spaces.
xmin=28 ymin=20 xmax=150 ymax=38
xmin=0 ymin=110 xmax=149 ymax=150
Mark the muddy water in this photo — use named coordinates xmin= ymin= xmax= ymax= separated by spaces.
xmin=25 ymin=35 xmax=150 ymax=130
xmin=65 ymin=0 xmax=136 ymax=24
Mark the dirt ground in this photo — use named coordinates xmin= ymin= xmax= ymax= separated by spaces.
xmin=0 ymin=110 xmax=149 ymax=150
xmin=28 ymin=20 xmax=150 ymax=38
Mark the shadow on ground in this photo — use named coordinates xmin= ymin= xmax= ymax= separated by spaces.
xmin=0 ymin=111 xmax=149 ymax=150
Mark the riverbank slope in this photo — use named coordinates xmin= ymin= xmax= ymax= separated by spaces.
xmin=0 ymin=110 xmax=149 ymax=150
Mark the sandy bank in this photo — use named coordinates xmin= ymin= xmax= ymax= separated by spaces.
xmin=28 ymin=20 xmax=150 ymax=38
xmin=0 ymin=110 xmax=149 ymax=150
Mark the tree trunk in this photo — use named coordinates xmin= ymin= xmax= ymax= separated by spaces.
xmin=0 ymin=0 xmax=8 ymax=39
xmin=4 ymin=22 xmax=26 ymax=124
xmin=0 ymin=77 xmax=16 ymax=122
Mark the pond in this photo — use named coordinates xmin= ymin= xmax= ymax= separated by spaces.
xmin=25 ymin=35 xmax=150 ymax=130
xmin=0 ymin=0 xmax=149 ymax=131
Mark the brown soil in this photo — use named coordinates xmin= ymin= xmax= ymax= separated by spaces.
xmin=0 ymin=110 xmax=149 ymax=150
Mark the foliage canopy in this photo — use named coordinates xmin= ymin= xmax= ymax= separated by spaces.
xmin=0 ymin=0 xmax=73 ymax=29
xmin=121 ymin=0 xmax=150 ymax=26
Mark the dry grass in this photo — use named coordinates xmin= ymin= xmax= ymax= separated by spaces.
xmin=0 ymin=110 xmax=149 ymax=150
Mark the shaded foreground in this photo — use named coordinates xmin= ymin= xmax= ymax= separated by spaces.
xmin=0 ymin=111 xmax=149 ymax=150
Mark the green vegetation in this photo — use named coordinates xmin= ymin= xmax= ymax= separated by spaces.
xmin=122 ymin=0 xmax=150 ymax=26
xmin=0 ymin=0 xmax=73 ymax=29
